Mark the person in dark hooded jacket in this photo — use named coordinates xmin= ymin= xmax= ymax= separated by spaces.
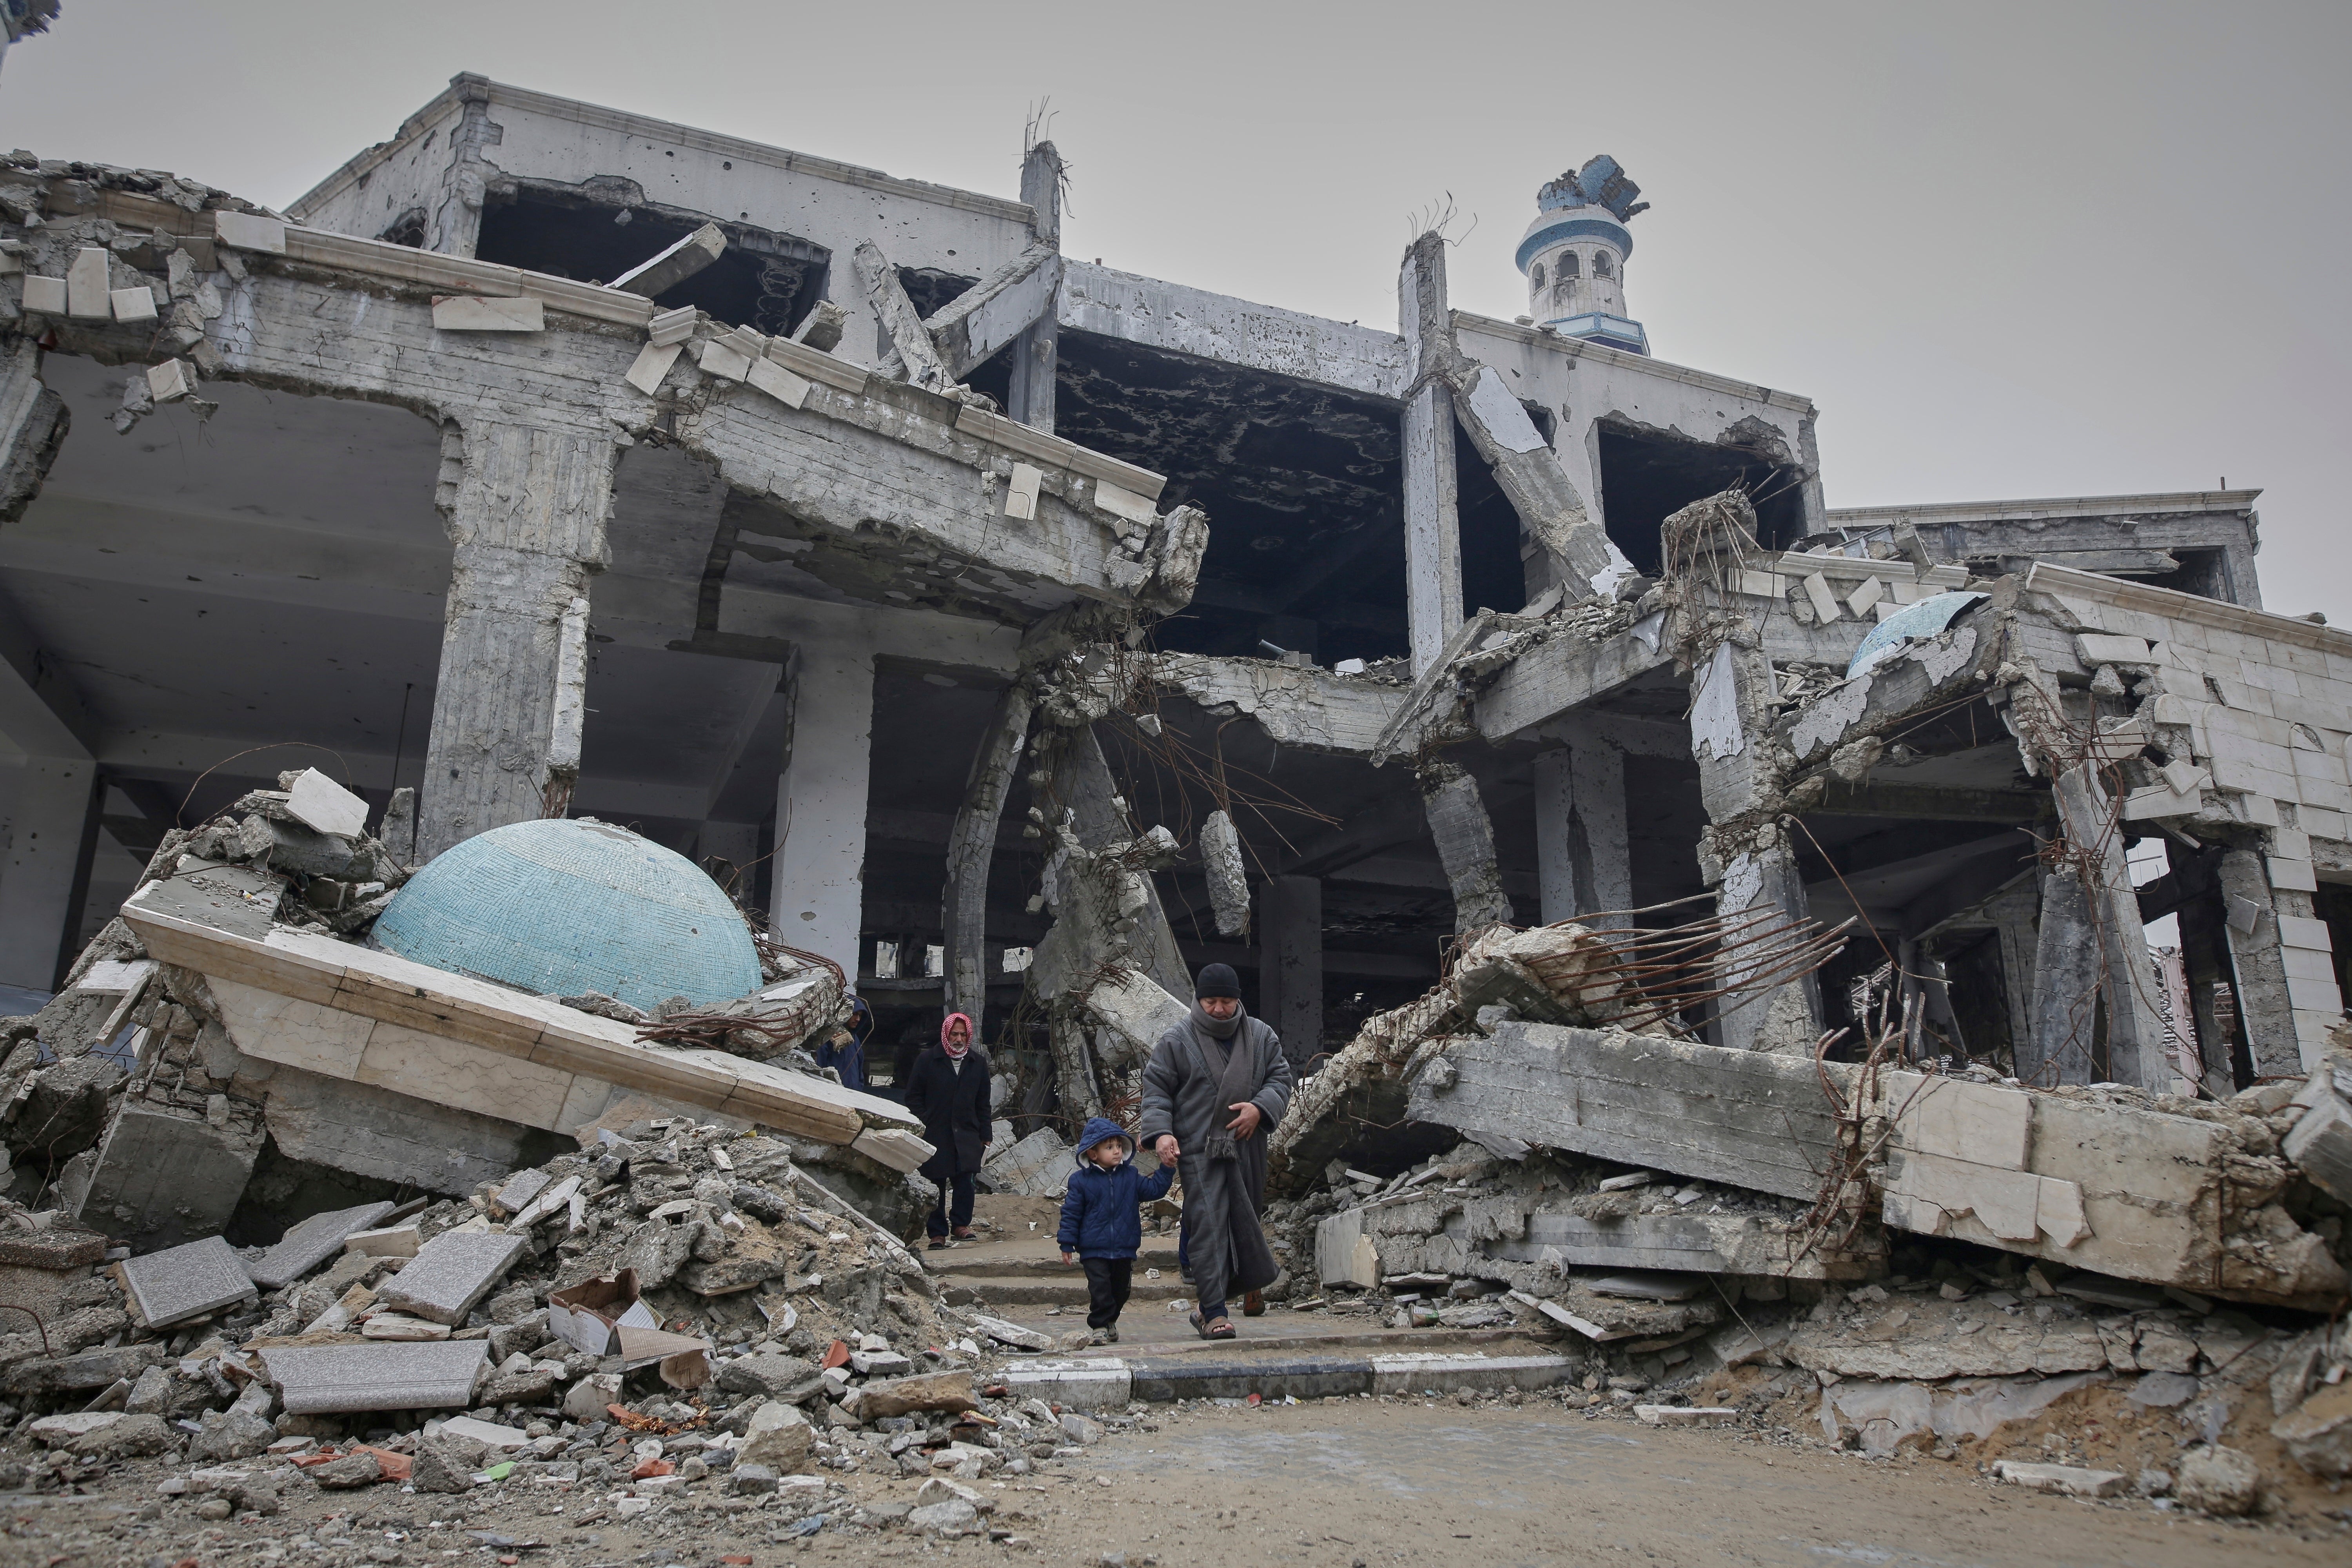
xmin=1056 ymin=1116 xmax=1175 ymax=1343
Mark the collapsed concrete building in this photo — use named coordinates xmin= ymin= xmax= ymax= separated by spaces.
xmin=0 ymin=71 xmax=2346 ymax=1381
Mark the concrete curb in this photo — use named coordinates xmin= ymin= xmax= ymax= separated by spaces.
xmin=999 ymin=1351 xmax=1573 ymax=1410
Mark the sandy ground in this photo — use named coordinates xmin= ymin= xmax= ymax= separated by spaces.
xmin=10 ymin=1394 xmax=2348 ymax=1568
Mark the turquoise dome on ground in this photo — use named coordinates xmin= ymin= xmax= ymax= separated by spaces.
xmin=371 ymin=818 xmax=760 ymax=1011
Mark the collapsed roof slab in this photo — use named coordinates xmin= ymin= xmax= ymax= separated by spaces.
xmin=1410 ymin=1020 xmax=2346 ymax=1309
xmin=119 ymin=878 xmax=919 ymax=1149
xmin=31 ymin=207 xmax=1189 ymax=629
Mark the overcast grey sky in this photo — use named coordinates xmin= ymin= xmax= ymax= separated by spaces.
xmin=5 ymin=2 xmax=2345 ymax=617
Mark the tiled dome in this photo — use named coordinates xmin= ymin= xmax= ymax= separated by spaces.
xmin=370 ymin=818 xmax=759 ymax=1011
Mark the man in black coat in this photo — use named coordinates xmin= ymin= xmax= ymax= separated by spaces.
xmin=904 ymin=1011 xmax=990 ymax=1247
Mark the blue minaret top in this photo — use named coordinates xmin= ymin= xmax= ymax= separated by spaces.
xmin=1517 ymin=156 xmax=1649 ymax=354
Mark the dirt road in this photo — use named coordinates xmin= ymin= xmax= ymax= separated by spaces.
xmin=1002 ymin=1399 xmax=2344 ymax=1568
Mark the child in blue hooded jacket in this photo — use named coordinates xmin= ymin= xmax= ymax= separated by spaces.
xmin=1057 ymin=1116 xmax=1175 ymax=1343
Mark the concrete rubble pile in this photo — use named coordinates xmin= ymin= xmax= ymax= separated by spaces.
xmin=8 ymin=79 xmax=2352 ymax=1544
xmin=0 ymin=1109 xmax=1165 ymax=1543
xmin=0 ymin=771 xmax=931 ymax=1260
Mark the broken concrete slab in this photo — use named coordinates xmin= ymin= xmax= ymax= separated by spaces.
xmin=71 ymin=1099 xmax=261 ymax=1252
xmin=1993 ymin=1460 xmax=2127 ymax=1498
xmin=123 ymin=881 xmax=919 ymax=1151
xmin=118 ymin=1235 xmax=256 ymax=1330
xmin=283 ymin=768 xmax=369 ymax=839
xmin=1411 ymin=1021 xmax=2347 ymax=1307
xmin=374 ymin=1230 xmax=527 ymax=1325
xmin=247 ymin=1201 xmax=396 ymax=1290
xmin=981 ymin=1126 xmax=1070 ymax=1198
xmin=257 ymin=1340 xmax=490 ymax=1415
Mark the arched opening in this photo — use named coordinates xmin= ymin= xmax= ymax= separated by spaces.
xmin=1593 ymin=252 xmax=1614 ymax=280
xmin=1530 ymin=262 xmax=1546 ymax=292
xmin=1558 ymin=251 xmax=1581 ymax=279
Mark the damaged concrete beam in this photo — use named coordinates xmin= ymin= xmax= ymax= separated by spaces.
xmin=1474 ymin=622 xmax=1673 ymax=743
xmin=1448 ymin=358 xmax=1636 ymax=604
xmin=608 ymin=221 xmax=726 ymax=298
xmin=925 ymin=241 xmax=1062 ymax=384
xmin=854 ymin=239 xmax=955 ymax=393
xmin=1409 ymin=1020 xmax=2346 ymax=1306
xmin=1141 ymin=654 xmax=1408 ymax=756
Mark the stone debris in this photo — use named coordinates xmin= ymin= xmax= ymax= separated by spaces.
xmin=3 ymin=91 xmax=2352 ymax=1561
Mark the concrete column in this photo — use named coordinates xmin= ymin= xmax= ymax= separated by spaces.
xmin=1008 ymin=142 xmax=1062 ymax=433
xmin=1420 ymin=759 xmax=1514 ymax=933
xmin=1690 ymin=639 xmax=1819 ymax=1053
xmin=2044 ymin=764 xmax=2168 ymax=1090
xmin=1399 ymin=235 xmax=1462 ymax=675
xmin=417 ymin=420 xmax=617 ymax=861
xmin=943 ymin=683 xmax=1034 ymax=1029
xmin=2024 ymin=860 xmax=2104 ymax=1085
xmin=1258 ymin=875 xmax=1323 ymax=1074
xmin=0 ymin=753 xmax=97 ymax=990
xmin=1533 ymin=728 xmax=1630 ymax=928
xmin=2215 ymin=847 xmax=2312 ymax=1079
xmin=770 ymin=641 xmax=875 ymax=985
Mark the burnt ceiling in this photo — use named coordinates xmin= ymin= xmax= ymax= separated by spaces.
xmin=1054 ymin=330 xmax=1410 ymax=663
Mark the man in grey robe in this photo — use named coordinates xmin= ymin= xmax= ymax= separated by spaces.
xmin=1138 ymin=962 xmax=1294 ymax=1338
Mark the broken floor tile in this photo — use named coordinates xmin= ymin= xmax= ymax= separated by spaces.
xmin=247 ymin=1200 xmax=396 ymax=1290
xmin=373 ymin=1230 xmax=526 ymax=1325
xmin=119 ymin=1236 xmax=255 ymax=1330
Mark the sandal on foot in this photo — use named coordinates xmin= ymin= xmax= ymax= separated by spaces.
xmin=1205 ymin=1317 xmax=1238 ymax=1339
xmin=1188 ymin=1310 xmax=1210 ymax=1340
xmin=927 ymin=1238 xmax=949 ymax=1250
xmin=1242 ymin=1290 xmax=1265 ymax=1318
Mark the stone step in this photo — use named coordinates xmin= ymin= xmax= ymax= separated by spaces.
xmin=996 ymin=1344 xmax=1573 ymax=1409
xmin=922 ymin=1239 xmax=1184 ymax=1279
xmin=939 ymin=1272 xmax=1191 ymax=1307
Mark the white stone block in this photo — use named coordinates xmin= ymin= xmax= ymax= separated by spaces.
xmin=623 ymin=340 xmax=682 ymax=396
xmin=110 ymin=286 xmax=158 ymax=323
xmin=1800 ymin=572 xmax=1841 ymax=623
xmin=647 ymin=304 xmax=698 ymax=347
xmin=1871 ymin=600 xmax=1903 ymax=622
xmin=2076 ymin=633 xmax=2152 ymax=666
xmin=1093 ymin=479 xmax=1156 ymax=524
xmin=746 ymin=354 xmax=811 ymax=410
xmin=2287 ymin=972 xmax=2344 ymax=1012
xmin=2279 ymin=913 xmax=2334 ymax=952
xmin=1002 ymin=462 xmax=1042 ymax=521
xmin=1888 ymin=579 xmax=1924 ymax=604
xmin=146 ymin=359 xmax=193 ymax=403
xmin=20 ymin=274 xmax=64 ymax=314
xmin=1734 ymin=570 xmax=1780 ymax=599
xmin=65 ymin=247 xmax=111 ymax=318
xmin=432 ymin=296 xmax=544 ymax=332
xmin=697 ymin=337 xmax=752 ymax=381
xmin=2281 ymin=946 xmax=2337 ymax=985
xmin=2122 ymin=784 xmax=2199 ymax=821
xmin=213 ymin=211 xmax=287 ymax=253
xmin=1844 ymin=576 xmax=1884 ymax=617
xmin=286 ymin=768 xmax=368 ymax=838
xmin=2272 ymin=827 xmax=2313 ymax=862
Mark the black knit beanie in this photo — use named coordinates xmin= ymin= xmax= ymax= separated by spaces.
xmin=1194 ymin=962 xmax=1241 ymax=1000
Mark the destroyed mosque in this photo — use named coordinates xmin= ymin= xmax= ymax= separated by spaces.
xmin=0 ymin=72 xmax=2350 ymax=1494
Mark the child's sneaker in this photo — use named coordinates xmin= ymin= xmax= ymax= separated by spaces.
xmin=1089 ymin=1327 xmax=1113 ymax=1346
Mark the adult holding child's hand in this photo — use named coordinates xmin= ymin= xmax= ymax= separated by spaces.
xmin=1136 ymin=964 xmax=1292 ymax=1341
